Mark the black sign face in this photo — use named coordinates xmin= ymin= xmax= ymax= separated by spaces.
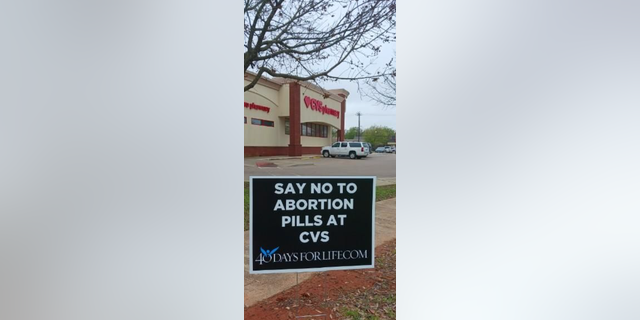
xmin=249 ymin=176 xmax=376 ymax=274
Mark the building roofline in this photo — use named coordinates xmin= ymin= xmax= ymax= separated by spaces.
xmin=244 ymin=71 xmax=282 ymax=90
xmin=269 ymin=77 xmax=349 ymax=102
xmin=244 ymin=71 xmax=350 ymax=102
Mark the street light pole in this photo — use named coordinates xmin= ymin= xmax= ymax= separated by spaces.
xmin=356 ymin=112 xmax=362 ymax=142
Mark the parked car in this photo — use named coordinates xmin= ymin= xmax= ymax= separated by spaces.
xmin=375 ymin=147 xmax=386 ymax=153
xmin=321 ymin=141 xmax=369 ymax=159
xmin=365 ymin=142 xmax=373 ymax=152
xmin=384 ymin=146 xmax=392 ymax=153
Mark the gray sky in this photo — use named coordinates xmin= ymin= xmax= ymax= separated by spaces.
xmin=336 ymin=81 xmax=396 ymax=131
xmin=322 ymin=46 xmax=396 ymax=131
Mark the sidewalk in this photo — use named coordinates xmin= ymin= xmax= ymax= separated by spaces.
xmin=244 ymin=197 xmax=396 ymax=308
xmin=376 ymin=177 xmax=396 ymax=186
xmin=244 ymin=154 xmax=322 ymax=161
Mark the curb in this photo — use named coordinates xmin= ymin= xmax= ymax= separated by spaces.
xmin=265 ymin=155 xmax=322 ymax=161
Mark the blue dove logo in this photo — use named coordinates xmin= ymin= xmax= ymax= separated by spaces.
xmin=260 ymin=247 xmax=279 ymax=258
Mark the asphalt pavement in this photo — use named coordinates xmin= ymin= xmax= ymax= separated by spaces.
xmin=244 ymin=152 xmax=396 ymax=181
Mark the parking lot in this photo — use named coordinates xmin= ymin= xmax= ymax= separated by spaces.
xmin=244 ymin=152 xmax=396 ymax=181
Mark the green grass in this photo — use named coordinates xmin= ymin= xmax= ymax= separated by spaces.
xmin=386 ymin=309 xmax=396 ymax=319
xmin=244 ymin=183 xmax=396 ymax=231
xmin=244 ymin=182 xmax=250 ymax=230
xmin=376 ymin=184 xmax=396 ymax=201
xmin=342 ymin=309 xmax=363 ymax=320
xmin=341 ymin=308 xmax=382 ymax=320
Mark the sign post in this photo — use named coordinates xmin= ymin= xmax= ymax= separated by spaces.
xmin=249 ymin=176 xmax=376 ymax=274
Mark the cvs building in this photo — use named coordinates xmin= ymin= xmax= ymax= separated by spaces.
xmin=244 ymin=72 xmax=349 ymax=157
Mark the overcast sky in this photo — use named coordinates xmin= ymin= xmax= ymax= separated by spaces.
xmin=330 ymin=81 xmax=396 ymax=131
xmin=321 ymin=44 xmax=396 ymax=131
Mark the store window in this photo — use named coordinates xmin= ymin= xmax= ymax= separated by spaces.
xmin=251 ymin=118 xmax=274 ymax=127
xmin=301 ymin=123 xmax=328 ymax=138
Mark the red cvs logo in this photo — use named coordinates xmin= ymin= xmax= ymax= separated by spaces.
xmin=303 ymin=96 xmax=340 ymax=119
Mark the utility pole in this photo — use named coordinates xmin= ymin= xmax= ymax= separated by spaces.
xmin=356 ymin=112 xmax=362 ymax=142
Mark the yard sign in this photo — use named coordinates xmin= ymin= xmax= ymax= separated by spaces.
xmin=249 ymin=176 xmax=376 ymax=274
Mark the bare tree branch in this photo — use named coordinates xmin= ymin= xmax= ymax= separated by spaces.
xmin=360 ymin=56 xmax=396 ymax=108
xmin=245 ymin=0 xmax=396 ymax=92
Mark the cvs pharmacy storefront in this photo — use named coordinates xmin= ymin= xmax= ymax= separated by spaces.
xmin=244 ymin=72 xmax=348 ymax=157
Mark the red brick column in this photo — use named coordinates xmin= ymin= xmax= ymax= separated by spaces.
xmin=339 ymin=94 xmax=346 ymax=141
xmin=288 ymin=82 xmax=302 ymax=156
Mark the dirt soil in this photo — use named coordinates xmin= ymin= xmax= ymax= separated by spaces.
xmin=244 ymin=239 xmax=396 ymax=320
